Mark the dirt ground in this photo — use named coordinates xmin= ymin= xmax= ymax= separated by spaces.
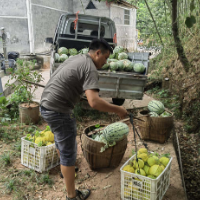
xmin=0 ymin=118 xmax=186 ymax=200
xmin=0 ymin=69 xmax=186 ymax=200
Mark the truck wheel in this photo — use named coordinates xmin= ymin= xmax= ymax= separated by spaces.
xmin=112 ymin=98 xmax=125 ymax=106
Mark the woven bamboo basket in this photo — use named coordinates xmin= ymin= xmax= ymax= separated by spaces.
xmin=136 ymin=110 xmax=174 ymax=144
xmin=81 ymin=124 xmax=127 ymax=170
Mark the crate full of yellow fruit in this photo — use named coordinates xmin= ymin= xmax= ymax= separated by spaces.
xmin=21 ymin=126 xmax=60 ymax=173
xmin=120 ymin=148 xmax=172 ymax=200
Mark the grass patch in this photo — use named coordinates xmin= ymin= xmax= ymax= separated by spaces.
xmin=13 ymin=189 xmax=29 ymax=200
xmin=73 ymin=102 xmax=109 ymax=122
xmin=0 ymin=124 xmax=39 ymax=144
xmin=13 ymin=140 xmax=21 ymax=152
xmin=0 ymin=152 xmax=11 ymax=166
xmin=5 ymin=179 xmax=16 ymax=193
xmin=4 ymin=178 xmax=22 ymax=193
xmin=37 ymin=173 xmax=53 ymax=186
xmin=20 ymin=169 xmax=33 ymax=177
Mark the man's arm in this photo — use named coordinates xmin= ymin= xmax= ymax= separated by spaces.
xmin=85 ymin=89 xmax=128 ymax=119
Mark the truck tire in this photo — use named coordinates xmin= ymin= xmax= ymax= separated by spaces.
xmin=112 ymin=98 xmax=125 ymax=106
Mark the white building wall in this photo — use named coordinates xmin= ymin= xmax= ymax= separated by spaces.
xmin=0 ymin=0 xmax=72 ymax=54
xmin=0 ymin=0 xmax=137 ymax=54
xmin=73 ymin=0 xmax=110 ymax=18
xmin=110 ymin=4 xmax=137 ymax=51
xmin=31 ymin=0 xmax=72 ymax=53
xmin=0 ymin=0 xmax=29 ymax=53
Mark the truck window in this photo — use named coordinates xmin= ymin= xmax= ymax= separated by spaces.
xmin=70 ymin=22 xmax=105 ymax=37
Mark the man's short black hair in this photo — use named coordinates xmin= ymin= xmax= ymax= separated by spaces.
xmin=89 ymin=38 xmax=113 ymax=54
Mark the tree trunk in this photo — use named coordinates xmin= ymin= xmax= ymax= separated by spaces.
xmin=144 ymin=0 xmax=164 ymax=47
xmin=171 ymin=0 xmax=190 ymax=72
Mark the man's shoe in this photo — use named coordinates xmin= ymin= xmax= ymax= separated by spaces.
xmin=66 ymin=189 xmax=90 ymax=200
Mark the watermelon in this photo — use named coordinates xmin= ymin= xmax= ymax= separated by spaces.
xmin=148 ymin=100 xmax=165 ymax=115
xmin=107 ymin=58 xmax=118 ymax=64
xmin=109 ymin=53 xmax=116 ymax=59
xmin=133 ymin=63 xmax=145 ymax=73
xmin=58 ymin=47 xmax=68 ymax=55
xmin=114 ymin=53 xmax=119 ymax=59
xmin=160 ymin=111 xmax=172 ymax=117
xmin=113 ymin=46 xmax=124 ymax=60
xmin=123 ymin=60 xmax=134 ymax=72
xmin=59 ymin=54 xmax=68 ymax=62
xmin=55 ymin=53 xmax=60 ymax=63
xmin=79 ymin=48 xmax=89 ymax=54
xmin=149 ymin=112 xmax=159 ymax=117
xmin=69 ymin=48 xmax=78 ymax=55
xmin=113 ymin=46 xmax=124 ymax=54
xmin=118 ymin=52 xmax=128 ymax=60
xmin=95 ymin=122 xmax=129 ymax=152
xmin=102 ymin=122 xmax=129 ymax=142
xmin=117 ymin=61 xmax=124 ymax=71
xmin=110 ymin=62 xmax=118 ymax=71
xmin=102 ymin=63 xmax=110 ymax=70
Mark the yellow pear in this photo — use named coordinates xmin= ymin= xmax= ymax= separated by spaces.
xmin=35 ymin=137 xmax=46 ymax=145
xmin=147 ymin=175 xmax=156 ymax=179
xmin=159 ymin=157 xmax=169 ymax=167
xmin=46 ymin=142 xmax=53 ymax=146
xmin=138 ymin=148 xmax=148 ymax=154
xmin=135 ymin=168 xmax=146 ymax=176
xmin=133 ymin=159 xmax=144 ymax=169
xmin=149 ymin=165 xmax=163 ymax=177
xmin=123 ymin=165 xmax=135 ymax=173
xmin=138 ymin=153 xmax=149 ymax=162
xmin=143 ymin=165 xmax=150 ymax=175
xmin=152 ymin=156 xmax=160 ymax=163
xmin=160 ymin=164 xmax=165 ymax=171
xmin=147 ymin=157 xmax=159 ymax=167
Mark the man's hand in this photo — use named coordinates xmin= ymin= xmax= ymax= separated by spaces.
xmin=85 ymin=89 xmax=128 ymax=118
xmin=116 ymin=106 xmax=128 ymax=119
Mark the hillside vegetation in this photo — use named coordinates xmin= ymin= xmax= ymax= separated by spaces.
xmin=139 ymin=1 xmax=200 ymax=199
xmin=133 ymin=0 xmax=200 ymax=134
xmin=148 ymin=16 xmax=200 ymax=134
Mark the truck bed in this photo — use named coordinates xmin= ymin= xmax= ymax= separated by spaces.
xmin=52 ymin=51 xmax=149 ymax=101
xmin=98 ymin=70 xmax=147 ymax=100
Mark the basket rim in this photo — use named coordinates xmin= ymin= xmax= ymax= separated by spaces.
xmin=21 ymin=136 xmax=55 ymax=148
xmin=81 ymin=130 xmax=127 ymax=145
xmin=82 ymin=124 xmax=106 ymax=144
xmin=138 ymin=109 xmax=174 ymax=118
xmin=81 ymin=124 xmax=127 ymax=144
xmin=120 ymin=151 xmax=173 ymax=181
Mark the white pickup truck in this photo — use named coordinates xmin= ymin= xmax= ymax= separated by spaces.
xmin=46 ymin=13 xmax=149 ymax=105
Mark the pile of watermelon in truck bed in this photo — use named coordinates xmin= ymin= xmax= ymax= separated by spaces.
xmin=55 ymin=46 xmax=146 ymax=74
xmin=46 ymin=14 xmax=149 ymax=105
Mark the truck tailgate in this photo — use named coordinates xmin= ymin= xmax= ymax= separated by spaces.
xmin=98 ymin=71 xmax=147 ymax=100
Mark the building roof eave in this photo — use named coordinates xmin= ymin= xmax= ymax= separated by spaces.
xmin=113 ymin=0 xmax=138 ymax=9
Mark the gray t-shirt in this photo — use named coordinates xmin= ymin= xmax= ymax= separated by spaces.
xmin=40 ymin=54 xmax=99 ymax=113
